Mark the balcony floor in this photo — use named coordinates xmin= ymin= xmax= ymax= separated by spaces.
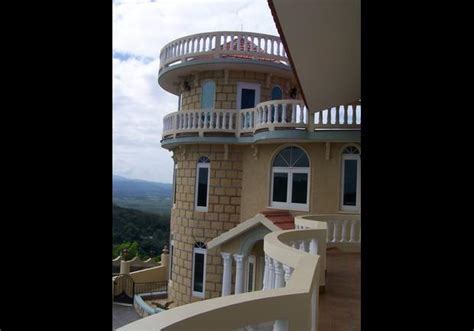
xmin=318 ymin=248 xmax=361 ymax=331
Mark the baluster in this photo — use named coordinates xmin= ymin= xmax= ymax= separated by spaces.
xmin=204 ymin=111 xmax=208 ymax=128
xmin=291 ymin=104 xmax=296 ymax=123
xmin=336 ymin=105 xmax=341 ymax=125
xmin=299 ymin=104 xmax=304 ymax=123
xmin=340 ymin=220 xmax=348 ymax=242
xmin=222 ymin=113 xmax=228 ymax=129
xmin=198 ymin=111 xmax=202 ymax=128
xmin=332 ymin=221 xmax=340 ymax=243
xmin=356 ymin=105 xmax=361 ymax=125
xmin=349 ymin=220 xmax=357 ymax=242
xmin=216 ymin=111 xmax=221 ymax=129
xmin=309 ymin=239 xmax=318 ymax=255
xmin=326 ymin=221 xmax=333 ymax=242
xmin=180 ymin=113 xmax=184 ymax=129
xmin=229 ymin=113 xmax=233 ymax=129
xmin=282 ymin=103 xmax=287 ymax=123
xmin=241 ymin=113 xmax=245 ymax=129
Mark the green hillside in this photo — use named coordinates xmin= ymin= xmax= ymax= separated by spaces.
xmin=112 ymin=203 xmax=170 ymax=259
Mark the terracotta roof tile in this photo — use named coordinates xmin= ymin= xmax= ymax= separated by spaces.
xmin=260 ymin=208 xmax=295 ymax=230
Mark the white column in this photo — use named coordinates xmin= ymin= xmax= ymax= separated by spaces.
xmin=263 ymin=255 xmax=269 ymax=290
xmin=267 ymin=257 xmax=275 ymax=289
xmin=309 ymin=238 xmax=318 ymax=256
xmin=221 ymin=252 xmax=232 ymax=296
xmin=234 ymin=254 xmax=245 ymax=294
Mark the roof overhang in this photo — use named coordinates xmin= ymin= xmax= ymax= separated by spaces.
xmin=268 ymin=0 xmax=360 ymax=112
xmin=207 ymin=213 xmax=280 ymax=250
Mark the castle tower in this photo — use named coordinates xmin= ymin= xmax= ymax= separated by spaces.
xmin=158 ymin=31 xmax=361 ymax=306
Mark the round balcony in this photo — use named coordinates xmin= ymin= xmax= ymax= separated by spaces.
xmin=161 ymin=100 xmax=361 ymax=148
xmin=158 ymin=31 xmax=293 ymax=95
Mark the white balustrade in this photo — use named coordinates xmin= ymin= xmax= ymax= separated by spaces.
xmin=162 ymin=101 xmax=361 ymax=139
xmin=159 ymin=31 xmax=289 ymax=72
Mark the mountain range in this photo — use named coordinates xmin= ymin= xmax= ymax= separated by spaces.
xmin=112 ymin=175 xmax=172 ymax=215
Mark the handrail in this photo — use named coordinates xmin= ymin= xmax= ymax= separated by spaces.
xmin=117 ymin=221 xmax=327 ymax=331
xmin=162 ymin=100 xmax=361 ymax=139
xmin=159 ymin=31 xmax=289 ymax=72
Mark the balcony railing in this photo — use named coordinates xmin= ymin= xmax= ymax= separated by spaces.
xmin=296 ymin=214 xmax=361 ymax=248
xmin=159 ymin=31 xmax=289 ymax=72
xmin=162 ymin=100 xmax=361 ymax=139
xmin=118 ymin=216 xmax=327 ymax=331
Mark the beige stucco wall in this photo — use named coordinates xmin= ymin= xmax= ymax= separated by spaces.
xmin=240 ymin=142 xmax=361 ymax=221
xmin=178 ymin=69 xmax=299 ymax=111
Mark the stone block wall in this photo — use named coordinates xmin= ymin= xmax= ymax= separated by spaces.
xmin=178 ymin=70 xmax=299 ymax=110
xmin=168 ymin=144 xmax=244 ymax=306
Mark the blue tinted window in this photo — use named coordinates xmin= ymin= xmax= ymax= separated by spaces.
xmin=271 ymin=86 xmax=282 ymax=100
xmin=201 ymin=81 xmax=215 ymax=109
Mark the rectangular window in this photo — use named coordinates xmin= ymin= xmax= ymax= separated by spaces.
xmin=196 ymin=167 xmax=209 ymax=208
xmin=192 ymin=248 xmax=206 ymax=297
xmin=343 ymin=159 xmax=358 ymax=206
xmin=272 ymin=172 xmax=288 ymax=202
xmin=241 ymin=89 xmax=256 ymax=109
xmin=291 ymin=173 xmax=308 ymax=204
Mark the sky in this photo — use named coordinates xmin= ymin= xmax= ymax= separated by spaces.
xmin=112 ymin=0 xmax=279 ymax=183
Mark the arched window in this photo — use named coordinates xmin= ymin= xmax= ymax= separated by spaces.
xmin=201 ymin=80 xmax=215 ymax=109
xmin=195 ymin=156 xmax=210 ymax=212
xmin=271 ymin=86 xmax=282 ymax=100
xmin=270 ymin=146 xmax=310 ymax=210
xmin=340 ymin=145 xmax=361 ymax=211
xmin=192 ymin=241 xmax=207 ymax=298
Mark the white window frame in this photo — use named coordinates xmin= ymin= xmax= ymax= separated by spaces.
xmin=191 ymin=246 xmax=207 ymax=298
xmin=246 ymin=255 xmax=256 ymax=292
xmin=195 ymin=160 xmax=210 ymax=212
xmin=340 ymin=153 xmax=361 ymax=212
xmin=236 ymin=82 xmax=261 ymax=109
xmin=270 ymin=167 xmax=310 ymax=211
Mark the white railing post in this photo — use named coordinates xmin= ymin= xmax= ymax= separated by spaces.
xmin=332 ymin=221 xmax=340 ymax=243
xmin=267 ymin=257 xmax=275 ymax=289
xmin=340 ymin=220 xmax=348 ymax=242
xmin=273 ymin=259 xmax=288 ymax=331
xmin=309 ymin=238 xmax=318 ymax=255
xmin=349 ymin=220 xmax=358 ymax=242
xmin=283 ymin=264 xmax=293 ymax=287
xmin=263 ymin=255 xmax=269 ymax=290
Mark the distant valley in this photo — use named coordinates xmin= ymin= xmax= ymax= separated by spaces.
xmin=113 ymin=175 xmax=172 ymax=215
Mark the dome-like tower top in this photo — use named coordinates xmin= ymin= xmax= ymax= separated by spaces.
xmin=158 ymin=31 xmax=293 ymax=95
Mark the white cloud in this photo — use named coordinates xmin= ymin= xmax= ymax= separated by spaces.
xmin=113 ymin=0 xmax=278 ymax=183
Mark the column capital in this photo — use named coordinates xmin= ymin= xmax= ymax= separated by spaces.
xmin=233 ymin=254 xmax=245 ymax=264
xmin=221 ymin=252 xmax=232 ymax=261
